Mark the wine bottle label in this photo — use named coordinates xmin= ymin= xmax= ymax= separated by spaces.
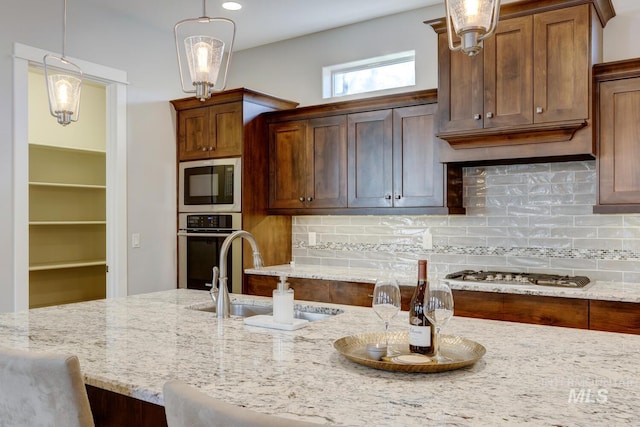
xmin=409 ymin=325 xmax=431 ymax=347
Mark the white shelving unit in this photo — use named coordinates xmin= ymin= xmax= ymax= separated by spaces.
xmin=28 ymin=144 xmax=107 ymax=308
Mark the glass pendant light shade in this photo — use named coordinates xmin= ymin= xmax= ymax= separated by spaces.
xmin=44 ymin=0 xmax=83 ymax=126
xmin=43 ymin=54 xmax=83 ymax=126
xmin=184 ymin=36 xmax=225 ymax=101
xmin=446 ymin=0 xmax=501 ymax=56
xmin=174 ymin=1 xmax=236 ymax=102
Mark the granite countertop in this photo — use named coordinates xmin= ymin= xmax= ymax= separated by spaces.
xmin=0 ymin=289 xmax=638 ymax=425
xmin=246 ymin=264 xmax=640 ymax=303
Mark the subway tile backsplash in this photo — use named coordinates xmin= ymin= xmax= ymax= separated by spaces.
xmin=291 ymin=161 xmax=640 ymax=285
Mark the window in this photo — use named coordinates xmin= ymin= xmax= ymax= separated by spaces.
xmin=323 ymin=51 xmax=416 ymax=99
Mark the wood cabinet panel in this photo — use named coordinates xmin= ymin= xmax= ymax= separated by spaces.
xmin=503 ymin=294 xmax=589 ymax=328
xmin=347 ymin=110 xmax=393 ymax=208
xmin=595 ymin=67 xmax=640 ymax=211
xmin=589 ymin=300 xmax=640 ymax=335
xmin=208 ymin=103 xmax=243 ymax=157
xmin=484 ymin=15 xmax=533 ymax=128
xmin=178 ymin=108 xmax=209 ymax=161
xmin=269 ymin=120 xmax=307 ymax=209
xmin=533 ymin=5 xmax=589 ymax=123
xmin=307 ymin=116 xmax=348 ymax=208
xmin=393 ymin=104 xmax=443 ymax=207
xmin=438 ymin=34 xmax=484 ymax=133
xmin=452 ymin=290 xmax=504 ymax=321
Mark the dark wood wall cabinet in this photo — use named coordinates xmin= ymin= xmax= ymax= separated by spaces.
xmin=265 ymin=90 xmax=464 ymax=215
xmin=593 ymin=58 xmax=640 ymax=213
xmin=171 ymin=89 xmax=299 ymax=287
xmin=247 ymin=274 xmax=640 ymax=335
xmin=427 ymin=0 xmax=615 ymax=164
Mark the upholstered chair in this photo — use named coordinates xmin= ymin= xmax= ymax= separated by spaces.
xmin=0 ymin=346 xmax=94 ymax=427
xmin=163 ymin=380 xmax=319 ymax=427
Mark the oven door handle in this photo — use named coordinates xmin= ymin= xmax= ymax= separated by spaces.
xmin=177 ymin=232 xmax=233 ymax=237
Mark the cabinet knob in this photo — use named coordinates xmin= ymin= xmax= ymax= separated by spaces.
xmin=486 ymin=112 xmax=494 ymax=119
xmin=209 ymin=146 xmax=214 ymax=151
xmin=474 ymin=114 xmax=482 ymax=120
xmin=306 ymin=197 xmax=313 ymax=202
xmin=536 ymin=107 xmax=544 ymax=114
xmin=299 ymin=197 xmax=305 ymax=202
xmin=394 ymin=194 xmax=402 ymax=200
xmin=201 ymin=147 xmax=207 ymax=151
xmin=384 ymin=194 xmax=392 ymax=200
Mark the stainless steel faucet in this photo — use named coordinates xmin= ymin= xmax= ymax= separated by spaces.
xmin=211 ymin=230 xmax=264 ymax=318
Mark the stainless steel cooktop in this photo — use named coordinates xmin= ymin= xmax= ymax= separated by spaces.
xmin=445 ymin=270 xmax=591 ymax=288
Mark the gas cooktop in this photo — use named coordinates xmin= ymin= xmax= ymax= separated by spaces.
xmin=445 ymin=270 xmax=591 ymax=288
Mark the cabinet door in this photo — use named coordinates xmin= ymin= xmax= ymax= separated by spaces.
xmin=208 ymin=102 xmax=243 ymax=157
xmin=306 ymin=116 xmax=348 ymax=208
xmin=484 ymin=15 xmax=533 ymax=129
xmin=268 ymin=120 xmax=307 ymax=209
xmin=436 ymin=32 xmax=484 ymax=133
xmin=347 ymin=110 xmax=393 ymax=208
xmin=177 ymin=108 xmax=210 ymax=161
xmin=598 ymin=77 xmax=640 ymax=205
xmin=392 ymin=104 xmax=443 ymax=207
xmin=533 ymin=5 xmax=589 ymax=123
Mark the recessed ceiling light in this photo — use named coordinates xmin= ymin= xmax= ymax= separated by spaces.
xmin=222 ymin=2 xmax=242 ymax=11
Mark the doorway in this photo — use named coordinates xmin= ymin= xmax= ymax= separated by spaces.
xmin=13 ymin=43 xmax=128 ymax=311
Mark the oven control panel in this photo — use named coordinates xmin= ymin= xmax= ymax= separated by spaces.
xmin=185 ymin=214 xmax=233 ymax=229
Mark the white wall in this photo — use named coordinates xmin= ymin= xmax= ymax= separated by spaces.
xmin=227 ymin=5 xmax=444 ymax=107
xmin=1 ymin=0 xmax=183 ymax=311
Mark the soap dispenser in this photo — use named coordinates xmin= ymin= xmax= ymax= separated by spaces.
xmin=273 ymin=275 xmax=294 ymax=324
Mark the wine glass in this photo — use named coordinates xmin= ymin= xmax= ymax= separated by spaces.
xmin=423 ymin=280 xmax=454 ymax=362
xmin=372 ymin=278 xmax=401 ymax=356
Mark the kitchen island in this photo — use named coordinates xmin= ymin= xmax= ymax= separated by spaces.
xmin=0 ymin=289 xmax=638 ymax=426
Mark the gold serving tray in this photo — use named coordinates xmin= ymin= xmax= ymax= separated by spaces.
xmin=333 ymin=331 xmax=485 ymax=373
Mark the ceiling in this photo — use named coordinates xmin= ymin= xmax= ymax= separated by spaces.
xmin=85 ymin=0 xmax=444 ymax=51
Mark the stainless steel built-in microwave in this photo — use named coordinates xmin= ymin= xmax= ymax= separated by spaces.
xmin=179 ymin=158 xmax=241 ymax=212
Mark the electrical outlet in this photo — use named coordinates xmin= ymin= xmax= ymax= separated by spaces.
xmin=308 ymin=232 xmax=317 ymax=247
xmin=422 ymin=231 xmax=433 ymax=250
xmin=132 ymin=233 xmax=141 ymax=248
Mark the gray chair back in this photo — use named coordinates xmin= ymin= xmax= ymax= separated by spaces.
xmin=163 ymin=380 xmax=319 ymax=427
xmin=0 ymin=346 xmax=94 ymax=427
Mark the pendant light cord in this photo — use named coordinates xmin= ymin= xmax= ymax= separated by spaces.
xmin=202 ymin=0 xmax=207 ymax=17
xmin=62 ymin=0 xmax=68 ymax=58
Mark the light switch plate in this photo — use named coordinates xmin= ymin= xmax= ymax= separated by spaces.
xmin=132 ymin=233 xmax=141 ymax=248
xmin=308 ymin=232 xmax=317 ymax=247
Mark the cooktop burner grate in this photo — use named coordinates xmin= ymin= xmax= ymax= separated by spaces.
xmin=444 ymin=270 xmax=591 ymax=288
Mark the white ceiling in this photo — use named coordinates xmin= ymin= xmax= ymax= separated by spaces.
xmin=86 ymin=0 xmax=444 ymax=51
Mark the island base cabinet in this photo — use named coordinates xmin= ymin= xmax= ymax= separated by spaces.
xmin=86 ymin=385 xmax=167 ymax=427
xmin=453 ymin=290 xmax=589 ymax=328
xmin=590 ymin=300 xmax=640 ymax=335
xmin=246 ymin=275 xmax=415 ymax=311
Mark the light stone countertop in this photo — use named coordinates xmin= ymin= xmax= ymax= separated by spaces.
xmin=246 ymin=264 xmax=640 ymax=303
xmin=0 ymin=289 xmax=638 ymax=426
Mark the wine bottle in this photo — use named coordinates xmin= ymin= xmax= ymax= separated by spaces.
xmin=409 ymin=260 xmax=435 ymax=355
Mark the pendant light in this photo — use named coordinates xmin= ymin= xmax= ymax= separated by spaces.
xmin=174 ymin=0 xmax=236 ymax=101
xmin=44 ymin=0 xmax=83 ymax=126
xmin=445 ymin=0 xmax=501 ymax=56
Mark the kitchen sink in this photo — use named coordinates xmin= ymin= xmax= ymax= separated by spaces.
xmin=189 ymin=302 xmax=343 ymax=322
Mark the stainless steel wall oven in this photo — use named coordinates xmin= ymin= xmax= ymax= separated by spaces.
xmin=177 ymin=213 xmax=242 ymax=293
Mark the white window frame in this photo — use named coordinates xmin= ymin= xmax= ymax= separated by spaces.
xmin=322 ymin=50 xmax=416 ymax=99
